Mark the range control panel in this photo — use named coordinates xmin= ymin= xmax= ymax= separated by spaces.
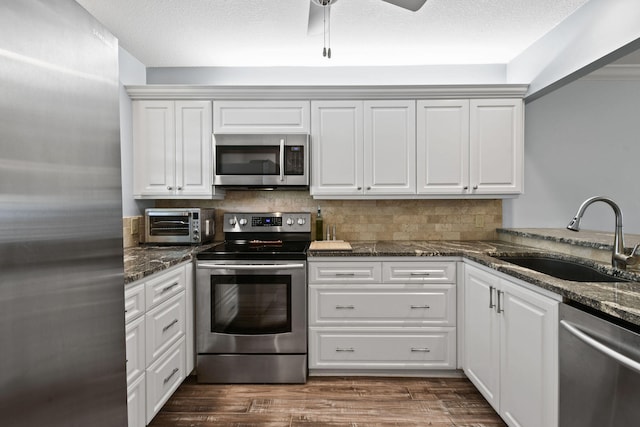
xmin=223 ymin=212 xmax=311 ymax=233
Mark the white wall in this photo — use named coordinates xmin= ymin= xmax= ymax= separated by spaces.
xmin=119 ymin=46 xmax=153 ymax=216
xmin=503 ymin=75 xmax=640 ymax=233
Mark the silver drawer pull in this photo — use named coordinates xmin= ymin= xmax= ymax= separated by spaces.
xmin=335 ymin=273 xmax=356 ymax=277
xmin=162 ymin=318 xmax=179 ymax=332
xmin=410 ymin=305 xmax=430 ymax=309
xmin=163 ymin=367 xmax=179 ymax=385
xmin=411 ymin=348 xmax=431 ymax=353
xmin=410 ymin=272 xmax=431 ymax=276
xmin=160 ymin=281 xmax=180 ymax=294
xmin=335 ymin=305 xmax=355 ymax=309
xmin=335 ymin=347 xmax=355 ymax=352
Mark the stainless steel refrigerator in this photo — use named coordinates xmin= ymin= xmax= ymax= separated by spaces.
xmin=0 ymin=1 xmax=128 ymax=426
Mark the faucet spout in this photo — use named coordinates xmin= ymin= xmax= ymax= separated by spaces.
xmin=567 ymin=196 xmax=630 ymax=269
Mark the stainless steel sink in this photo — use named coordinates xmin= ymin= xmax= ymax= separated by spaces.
xmin=495 ymin=255 xmax=631 ymax=283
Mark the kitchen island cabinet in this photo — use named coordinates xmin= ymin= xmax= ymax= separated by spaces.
xmin=308 ymin=259 xmax=457 ymax=373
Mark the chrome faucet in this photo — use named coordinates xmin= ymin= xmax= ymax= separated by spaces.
xmin=567 ymin=196 xmax=639 ymax=269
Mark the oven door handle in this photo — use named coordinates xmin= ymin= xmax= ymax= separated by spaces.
xmin=197 ymin=262 xmax=305 ymax=270
xmin=560 ymin=320 xmax=640 ymax=374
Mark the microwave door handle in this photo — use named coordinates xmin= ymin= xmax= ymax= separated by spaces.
xmin=279 ymin=138 xmax=285 ymax=182
xmin=149 ymin=211 xmax=190 ymax=217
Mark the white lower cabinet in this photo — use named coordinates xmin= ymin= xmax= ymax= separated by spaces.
xmin=462 ymin=262 xmax=559 ymax=427
xmin=124 ymin=261 xmax=193 ymax=427
xmin=308 ymin=259 xmax=457 ymax=373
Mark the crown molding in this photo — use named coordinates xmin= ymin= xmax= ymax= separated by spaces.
xmin=125 ymin=84 xmax=529 ymax=100
xmin=582 ymin=64 xmax=640 ymax=81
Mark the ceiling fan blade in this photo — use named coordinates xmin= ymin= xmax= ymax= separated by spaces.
xmin=308 ymin=1 xmax=324 ymax=36
xmin=381 ymin=0 xmax=427 ymax=12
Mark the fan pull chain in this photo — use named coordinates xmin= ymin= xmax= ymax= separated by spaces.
xmin=322 ymin=2 xmax=331 ymax=59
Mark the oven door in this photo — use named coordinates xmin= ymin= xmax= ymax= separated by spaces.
xmin=196 ymin=260 xmax=307 ymax=354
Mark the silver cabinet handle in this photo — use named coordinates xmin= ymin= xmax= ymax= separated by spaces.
xmin=163 ymin=367 xmax=179 ymax=385
xmin=410 ymin=272 xmax=431 ymax=276
xmin=167 ymin=186 xmax=173 ymax=190
xmin=366 ymin=186 xmax=371 ymax=190
xmin=473 ymin=185 xmax=479 ymax=190
xmin=162 ymin=318 xmax=179 ymax=333
xmin=335 ymin=347 xmax=355 ymax=352
xmin=410 ymin=305 xmax=430 ymax=309
xmin=497 ymin=290 xmax=504 ymax=314
xmin=335 ymin=272 xmax=356 ymax=277
xmin=489 ymin=285 xmax=495 ymax=309
xmin=176 ymin=186 xmax=182 ymax=190
xmin=160 ymin=281 xmax=180 ymax=294
xmin=463 ymin=186 xmax=469 ymax=190
xmin=560 ymin=320 xmax=640 ymax=375
xmin=357 ymin=187 xmax=362 ymax=190
xmin=335 ymin=305 xmax=355 ymax=309
xmin=411 ymin=348 xmax=431 ymax=353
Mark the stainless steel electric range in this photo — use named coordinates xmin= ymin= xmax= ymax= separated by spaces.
xmin=195 ymin=212 xmax=311 ymax=383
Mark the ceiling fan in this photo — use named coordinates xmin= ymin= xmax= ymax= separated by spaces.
xmin=308 ymin=0 xmax=428 ymax=58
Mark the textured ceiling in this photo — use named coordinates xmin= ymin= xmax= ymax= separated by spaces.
xmin=76 ymin=0 xmax=589 ymax=67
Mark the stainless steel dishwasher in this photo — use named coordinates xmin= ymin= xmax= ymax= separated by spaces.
xmin=559 ymin=303 xmax=640 ymax=426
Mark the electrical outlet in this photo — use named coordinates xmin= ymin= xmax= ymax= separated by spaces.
xmin=131 ymin=217 xmax=139 ymax=235
xmin=475 ymin=215 xmax=484 ymax=228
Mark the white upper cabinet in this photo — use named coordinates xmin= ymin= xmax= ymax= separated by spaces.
xmin=213 ymin=100 xmax=310 ymax=133
xmin=417 ymin=100 xmax=470 ymax=194
xmin=311 ymin=100 xmax=416 ymax=197
xmin=364 ymin=101 xmax=416 ymax=195
xmin=311 ymin=101 xmax=364 ymax=196
xmin=133 ymin=100 xmax=219 ymax=199
xmin=417 ymin=98 xmax=523 ymax=195
xmin=469 ymin=99 xmax=523 ymax=194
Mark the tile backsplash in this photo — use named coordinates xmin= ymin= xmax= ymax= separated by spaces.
xmin=153 ymin=191 xmax=502 ymax=242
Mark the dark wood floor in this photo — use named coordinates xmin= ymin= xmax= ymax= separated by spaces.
xmin=149 ymin=376 xmax=507 ymax=427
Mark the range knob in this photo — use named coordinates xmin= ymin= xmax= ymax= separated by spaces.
xmin=297 ymin=218 xmax=306 ymax=225
xmin=286 ymin=217 xmax=295 ymax=226
xmin=228 ymin=217 xmax=237 ymax=226
xmin=239 ymin=218 xmax=248 ymax=226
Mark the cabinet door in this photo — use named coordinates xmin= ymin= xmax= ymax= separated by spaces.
xmin=499 ymin=279 xmax=558 ymax=427
xmin=417 ymin=100 xmax=470 ymax=194
xmin=463 ymin=264 xmax=500 ymax=409
xmin=310 ymin=101 xmax=364 ymax=196
xmin=364 ymin=101 xmax=416 ymax=194
xmin=213 ymin=100 xmax=310 ymax=133
xmin=469 ymin=99 xmax=523 ymax=194
xmin=175 ymin=101 xmax=212 ymax=197
xmin=133 ymin=100 xmax=176 ymax=197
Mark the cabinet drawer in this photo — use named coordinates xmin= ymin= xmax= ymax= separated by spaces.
xmin=146 ymin=336 xmax=185 ymax=424
xmin=309 ymin=328 xmax=456 ymax=369
xmin=309 ymin=285 xmax=456 ymax=326
xmin=383 ymin=261 xmax=456 ymax=283
xmin=309 ymin=262 xmax=382 ymax=284
xmin=145 ymin=292 xmax=185 ymax=365
xmin=124 ymin=282 xmax=145 ymax=323
xmin=146 ymin=265 xmax=186 ymax=310
xmin=125 ymin=315 xmax=145 ymax=386
xmin=127 ymin=372 xmax=146 ymax=427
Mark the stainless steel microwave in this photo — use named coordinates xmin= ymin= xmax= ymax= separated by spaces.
xmin=145 ymin=208 xmax=215 ymax=245
xmin=213 ymin=134 xmax=309 ymax=189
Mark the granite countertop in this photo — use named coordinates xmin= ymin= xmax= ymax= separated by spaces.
xmin=123 ymin=243 xmax=219 ymax=284
xmin=309 ymin=240 xmax=640 ymax=327
xmin=124 ymin=238 xmax=640 ymax=327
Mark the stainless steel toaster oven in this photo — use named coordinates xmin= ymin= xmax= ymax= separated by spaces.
xmin=144 ymin=208 xmax=215 ymax=245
